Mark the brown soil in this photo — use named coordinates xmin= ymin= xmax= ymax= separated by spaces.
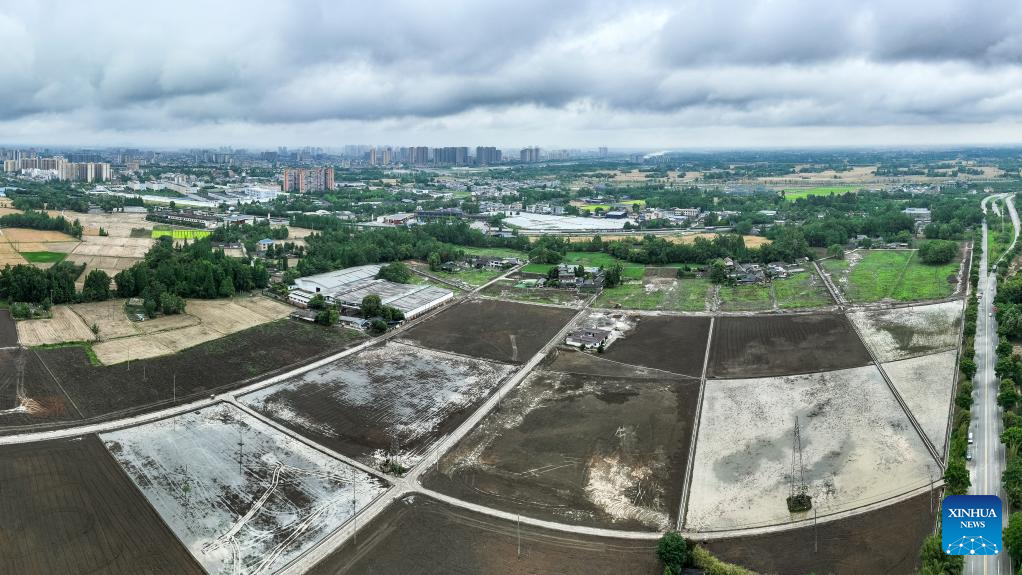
xmin=0 ymin=320 xmax=365 ymax=434
xmin=0 ymin=310 xmax=16 ymax=346
xmin=703 ymin=491 xmax=937 ymax=575
xmin=422 ymin=370 xmax=700 ymax=531
xmin=307 ymin=494 xmax=660 ymax=575
xmin=708 ymin=314 xmax=873 ymax=379
xmin=0 ymin=435 xmax=203 ymax=574
xmin=398 ymin=299 xmax=576 ymax=363
xmin=603 ymin=315 xmax=711 ymax=377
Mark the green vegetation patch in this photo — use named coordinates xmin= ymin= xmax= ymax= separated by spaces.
xmin=596 ymin=278 xmax=710 ymax=312
xmin=828 ymin=249 xmax=960 ymax=303
xmin=151 ymin=229 xmax=212 ymax=240
xmin=783 ymin=186 xmax=857 ymax=201
xmin=773 ymin=271 xmax=834 ymax=309
xmin=845 ymin=250 xmax=913 ymax=302
xmin=891 ymin=256 xmax=959 ymax=301
xmin=19 ymin=251 xmax=68 ymax=264
xmin=717 ymin=283 xmax=774 ymax=312
xmin=457 ymin=246 xmax=526 ymax=259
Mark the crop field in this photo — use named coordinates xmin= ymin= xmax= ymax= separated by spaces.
xmin=705 ymin=491 xmax=935 ymax=575
xmin=102 ymin=404 xmax=388 ymax=575
xmin=16 ymin=306 xmax=96 ymax=346
xmin=307 ymin=494 xmax=659 ymax=575
xmin=74 ymin=211 xmax=154 ymax=237
xmin=151 ymin=229 xmax=212 ymax=240
xmin=595 ymin=277 xmax=710 ymax=311
xmin=241 ymin=341 xmax=516 ymax=467
xmin=7 ymin=320 xmax=366 ymax=429
xmin=849 ymin=300 xmax=963 ymax=362
xmin=686 ymin=365 xmax=935 ymax=530
xmin=424 ymin=369 xmax=698 ymax=530
xmin=91 ymin=296 xmax=293 ymax=363
xmin=69 ymin=235 xmax=153 ymax=258
xmin=397 ymin=299 xmax=576 ymax=363
xmin=0 ymin=347 xmax=81 ymax=427
xmin=882 ymin=350 xmax=958 ymax=453
xmin=600 ymin=314 xmax=711 ymax=377
xmin=480 ymin=280 xmax=589 ymax=307
xmin=0 ymin=436 xmax=203 ymax=575
xmin=708 ymin=314 xmax=873 ymax=379
xmin=823 ymin=249 xmax=961 ymax=303
xmin=0 ymin=309 xmax=16 ymax=346
xmin=0 ymin=228 xmax=78 ymax=242
xmin=18 ymin=251 xmax=67 ymax=264
xmin=0 ymin=237 xmax=28 ymax=266
xmin=783 ymin=186 xmax=857 ymax=200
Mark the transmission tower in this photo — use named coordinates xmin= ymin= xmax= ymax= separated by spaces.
xmin=787 ymin=416 xmax=812 ymax=513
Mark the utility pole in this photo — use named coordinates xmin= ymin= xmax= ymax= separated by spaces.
xmin=517 ymin=514 xmax=521 ymax=559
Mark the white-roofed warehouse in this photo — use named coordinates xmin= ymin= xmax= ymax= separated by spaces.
xmin=289 ymin=264 xmax=454 ymax=319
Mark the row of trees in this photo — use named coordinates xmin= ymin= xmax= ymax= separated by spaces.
xmin=0 ymin=262 xmax=112 ymax=306
xmin=0 ymin=210 xmax=83 ymax=238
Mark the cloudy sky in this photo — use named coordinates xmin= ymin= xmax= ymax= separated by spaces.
xmin=2 ymin=0 xmax=1022 ymax=149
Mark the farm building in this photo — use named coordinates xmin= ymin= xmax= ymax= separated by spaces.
xmin=289 ymin=264 xmax=454 ymax=319
xmin=566 ymin=328 xmax=611 ymax=349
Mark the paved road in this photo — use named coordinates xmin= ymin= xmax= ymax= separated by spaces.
xmin=967 ymin=194 xmax=1018 ymax=575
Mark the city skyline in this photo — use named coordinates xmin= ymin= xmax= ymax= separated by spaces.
xmin=3 ymin=1 xmax=1022 ymax=149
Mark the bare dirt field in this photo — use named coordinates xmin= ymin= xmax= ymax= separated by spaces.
xmin=0 ymin=435 xmax=203 ymax=575
xmin=0 ymin=228 xmax=77 ymax=242
xmin=102 ymin=403 xmax=388 ymax=575
xmin=241 ymin=341 xmax=516 ymax=468
xmin=307 ymin=494 xmax=659 ymax=575
xmin=65 ymin=235 xmax=153 ymax=286
xmin=602 ymin=314 xmax=711 ymax=377
xmin=704 ymin=491 xmax=935 ymax=575
xmin=0 ymin=347 xmax=81 ymax=427
xmin=91 ymin=296 xmax=293 ymax=364
xmin=74 ymin=211 xmax=153 ymax=237
xmin=0 ymin=238 xmax=27 ymax=266
xmin=849 ymin=300 xmax=964 ymax=362
xmin=686 ymin=365 xmax=935 ymax=531
xmin=882 ymin=350 xmax=958 ymax=454
xmin=423 ymin=368 xmax=699 ymax=531
xmin=397 ymin=299 xmax=576 ymax=363
xmin=16 ymin=306 xmax=96 ymax=346
xmin=0 ymin=321 xmax=366 ymax=432
xmin=708 ymin=313 xmax=873 ymax=379
xmin=0 ymin=309 xmax=16 ymax=346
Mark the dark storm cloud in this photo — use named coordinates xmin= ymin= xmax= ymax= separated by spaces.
xmin=1 ymin=0 xmax=1022 ymax=146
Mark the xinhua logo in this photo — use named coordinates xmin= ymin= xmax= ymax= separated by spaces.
xmin=942 ymin=495 xmax=1003 ymax=556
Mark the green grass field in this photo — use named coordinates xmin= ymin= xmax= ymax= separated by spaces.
xmin=988 ymin=225 xmax=1012 ymax=264
xmin=773 ymin=271 xmax=834 ymax=309
xmin=825 ymin=249 xmax=959 ymax=302
xmin=18 ymin=251 xmax=67 ymax=264
xmin=595 ymin=278 xmax=710 ymax=312
xmin=480 ymin=280 xmax=585 ymax=306
xmin=424 ymin=266 xmax=504 ymax=286
xmin=152 ymin=229 xmax=212 ymax=240
xmin=783 ymin=186 xmax=857 ymax=201
xmin=717 ymin=283 xmax=775 ymax=312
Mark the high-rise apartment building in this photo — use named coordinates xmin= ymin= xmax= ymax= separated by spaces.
xmin=475 ymin=146 xmax=501 ymax=165
xmin=282 ymin=167 xmax=335 ymax=192
xmin=520 ymin=147 xmax=541 ymax=163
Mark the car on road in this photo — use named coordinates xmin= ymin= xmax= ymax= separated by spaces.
xmin=969 ymin=432 xmax=974 ymax=444
xmin=967 ymin=446 xmax=974 ymax=461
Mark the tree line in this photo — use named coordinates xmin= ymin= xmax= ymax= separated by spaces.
xmin=0 ymin=210 xmax=84 ymax=238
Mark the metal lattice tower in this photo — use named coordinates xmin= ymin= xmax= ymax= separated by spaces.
xmin=790 ymin=417 xmax=808 ymax=501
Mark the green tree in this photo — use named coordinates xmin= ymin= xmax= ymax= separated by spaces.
xmin=917 ymin=239 xmax=959 ymax=265
xmin=1005 ymin=456 xmax=1022 ymax=506
xmin=361 ymin=294 xmax=383 ymax=318
xmin=218 ymin=277 xmax=236 ymax=298
xmin=82 ymin=269 xmax=111 ymax=302
xmin=1005 ymin=513 xmax=1022 ymax=567
xmin=999 ymin=379 xmax=1019 ymax=410
xmin=308 ymin=293 xmax=326 ymax=310
xmin=656 ymin=532 xmax=689 ymax=573
xmin=377 ymin=262 xmax=413 ymax=284
xmin=918 ymin=533 xmax=964 ymax=574
xmin=1004 ymin=427 xmax=1022 ymax=450
xmin=708 ymin=259 xmax=729 ymax=284
xmin=944 ymin=459 xmax=971 ymax=495
xmin=604 ymin=263 xmax=623 ymax=288
xmin=827 ymin=244 xmax=845 ymax=259
xmin=428 ymin=252 xmax=441 ymax=271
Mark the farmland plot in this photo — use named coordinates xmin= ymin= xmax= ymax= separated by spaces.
xmin=102 ymin=403 xmax=388 ymax=575
xmin=307 ymin=494 xmax=658 ymax=575
xmin=423 ymin=369 xmax=699 ymax=530
xmin=0 ymin=436 xmax=202 ymax=575
xmin=686 ymin=365 xmax=934 ymax=530
xmin=0 ymin=309 xmax=16 ymax=346
xmin=882 ymin=350 xmax=958 ymax=454
xmin=397 ymin=299 xmax=576 ymax=363
xmin=849 ymin=300 xmax=964 ymax=362
xmin=0 ymin=347 xmax=81 ymax=427
xmin=708 ymin=313 xmax=873 ymax=379
xmin=16 ymin=306 xmax=96 ymax=346
xmin=600 ymin=314 xmax=711 ymax=377
xmin=241 ymin=341 xmax=516 ymax=467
